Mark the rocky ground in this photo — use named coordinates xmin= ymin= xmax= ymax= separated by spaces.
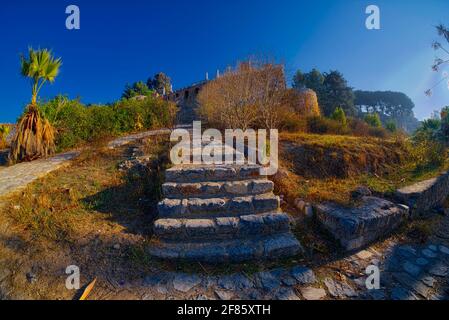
xmin=1 ymin=133 xmax=448 ymax=300
xmin=82 ymin=232 xmax=449 ymax=300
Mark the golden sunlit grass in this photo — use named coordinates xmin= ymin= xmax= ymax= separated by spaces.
xmin=276 ymin=133 xmax=449 ymax=206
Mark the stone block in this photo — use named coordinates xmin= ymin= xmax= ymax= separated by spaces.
xmin=395 ymin=171 xmax=449 ymax=218
xmin=223 ymin=181 xmax=249 ymax=195
xmin=158 ymin=199 xmax=187 ymax=217
xmin=185 ymin=219 xmax=216 ymax=238
xmin=253 ymin=194 xmax=280 ymax=212
xmin=315 ymin=196 xmax=408 ymax=251
xmin=228 ymin=196 xmax=254 ymax=213
xmin=250 ymin=180 xmax=274 ymax=194
xmin=188 ymin=198 xmax=226 ymax=214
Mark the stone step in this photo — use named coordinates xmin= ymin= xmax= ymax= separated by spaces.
xmin=148 ymin=233 xmax=302 ymax=263
xmin=158 ymin=193 xmax=280 ymax=218
xmin=153 ymin=212 xmax=291 ymax=241
xmin=162 ymin=179 xmax=274 ymax=199
xmin=165 ymin=164 xmax=264 ymax=183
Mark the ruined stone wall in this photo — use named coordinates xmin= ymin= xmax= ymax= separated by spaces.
xmin=394 ymin=171 xmax=449 ymax=218
xmin=167 ymin=81 xmax=207 ymax=124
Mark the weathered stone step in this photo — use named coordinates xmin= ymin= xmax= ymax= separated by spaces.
xmin=165 ymin=164 xmax=264 ymax=183
xmin=158 ymin=193 xmax=280 ymax=218
xmin=315 ymin=196 xmax=409 ymax=251
xmin=162 ymin=179 xmax=274 ymax=199
xmin=148 ymin=233 xmax=302 ymax=263
xmin=153 ymin=212 xmax=290 ymax=241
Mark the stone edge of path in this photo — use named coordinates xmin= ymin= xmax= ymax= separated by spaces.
xmin=0 ymin=150 xmax=80 ymax=199
xmin=0 ymin=129 xmax=172 ymax=199
xmin=107 ymin=129 xmax=171 ymax=149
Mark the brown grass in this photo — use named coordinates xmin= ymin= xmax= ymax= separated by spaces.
xmin=275 ymin=132 xmax=449 ymax=206
xmin=0 ymin=136 xmax=170 ymax=299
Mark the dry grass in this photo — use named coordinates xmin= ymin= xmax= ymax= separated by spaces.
xmin=275 ymin=132 xmax=449 ymax=206
xmin=0 ymin=136 xmax=170 ymax=299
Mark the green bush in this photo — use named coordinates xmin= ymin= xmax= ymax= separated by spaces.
xmin=38 ymin=95 xmax=177 ymax=151
xmin=0 ymin=124 xmax=11 ymax=148
xmin=385 ymin=120 xmax=397 ymax=133
xmin=122 ymin=81 xmax=154 ymax=100
xmin=330 ymin=107 xmax=347 ymax=127
xmin=306 ymin=116 xmax=349 ymax=135
xmin=411 ymin=138 xmax=446 ymax=171
xmin=364 ymin=113 xmax=382 ymax=128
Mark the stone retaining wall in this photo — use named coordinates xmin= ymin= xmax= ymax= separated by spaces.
xmin=314 ymin=197 xmax=409 ymax=251
xmin=394 ymin=171 xmax=449 ymax=218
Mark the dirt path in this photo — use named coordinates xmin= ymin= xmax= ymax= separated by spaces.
xmin=0 ymin=129 xmax=171 ymax=199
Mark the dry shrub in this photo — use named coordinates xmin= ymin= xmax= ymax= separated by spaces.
xmin=9 ymin=104 xmax=55 ymax=163
xmin=281 ymin=134 xmax=406 ymax=179
xmin=278 ymin=110 xmax=307 ymax=132
xmin=306 ymin=116 xmax=349 ymax=135
xmin=198 ymin=60 xmax=287 ymax=130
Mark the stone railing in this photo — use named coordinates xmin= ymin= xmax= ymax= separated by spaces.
xmin=394 ymin=171 xmax=449 ymax=218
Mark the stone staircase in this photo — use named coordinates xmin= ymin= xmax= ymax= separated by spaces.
xmin=149 ymin=163 xmax=302 ymax=263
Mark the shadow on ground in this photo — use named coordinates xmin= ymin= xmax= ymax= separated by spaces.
xmin=0 ymin=149 xmax=8 ymax=166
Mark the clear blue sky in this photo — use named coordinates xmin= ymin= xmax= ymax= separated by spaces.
xmin=1 ymin=0 xmax=448 ymax=122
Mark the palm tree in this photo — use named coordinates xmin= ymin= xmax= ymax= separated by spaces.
xmin=9 ymin=48 xmax=62 ymax=163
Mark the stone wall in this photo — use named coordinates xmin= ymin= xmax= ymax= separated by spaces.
xmin=394 ymin=171 xmax=449 ymax=218
xmin=314 ymin=197 xmax=409 ymax=251
xmin=167 ymin=81 xmax=207 ymax=124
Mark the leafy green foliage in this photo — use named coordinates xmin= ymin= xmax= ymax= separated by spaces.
xmin=147 ymin=72 xmax=172 ymax=95
xmin=330 ymin=107 xmax=347 ymax=127
xmin=10 ymin=48 xmax=61 ymax=162
xmin=20 ymin=48 xmax=62 ymax=105
xmin=122 ymin=81 xmax=153 ymax=100
xmin=0 ymin=125 xmax=11 ymax=148
xmin=385 ymin=120 xmax=397 ymax=133
xmin=411 ymin=107 xmax=448 ymax=171
xmin=364 ymin=113 xmax=382 ymax=128
xmin=39 ymin=96 xmax=177 ymax=151
xmin=293 ymin=69 xmax=355 ymax=116
xmin=440 ymin=106 xmax=449 ymax=142
xmin=354 ymin=90 xmax=419 ymax=133
xmin=306 ymin=116 xmax=349 ymax=135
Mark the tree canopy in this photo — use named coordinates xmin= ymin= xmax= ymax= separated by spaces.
xmin=292 ymin=69 xmax=355 ymax=116
xmin=147 ymin=72 xmax=172 ymax=95
xmin=122 ymin=81 xmax=153 ymax=100
xmin=354 ymin=90 xmax=419 ymax=133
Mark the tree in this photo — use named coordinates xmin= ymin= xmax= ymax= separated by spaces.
xmin=385 ymin=120 xmax=397 ymax=133
xmin=21 ymin=48 xmax=62 ymax=105
xmin=9 ymin=48 xmax=61 ymax=162
xmin=122 ymin=81 xmax=153 ymax=99
xmin=320 ymin=71 xmax=355 ymax=116
xmin=364 ymin=113 xmax=382 ymax=128
xmin=197 ymin=61 xmax=287 ymax=130
xmin=331 ymin=107 xmax=347 ymax=126
xmin=293 ymin=69 xmax=355 ymax=117
xmin=354 ymin=90 xmax=419 ymax=133
xmin=292 ymin=68 xmax=324 ymax=94
xmin=426 ymin=24 xmax=449 ymax=96
xmin=147 ymin=72 xmax=172 ymax=95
